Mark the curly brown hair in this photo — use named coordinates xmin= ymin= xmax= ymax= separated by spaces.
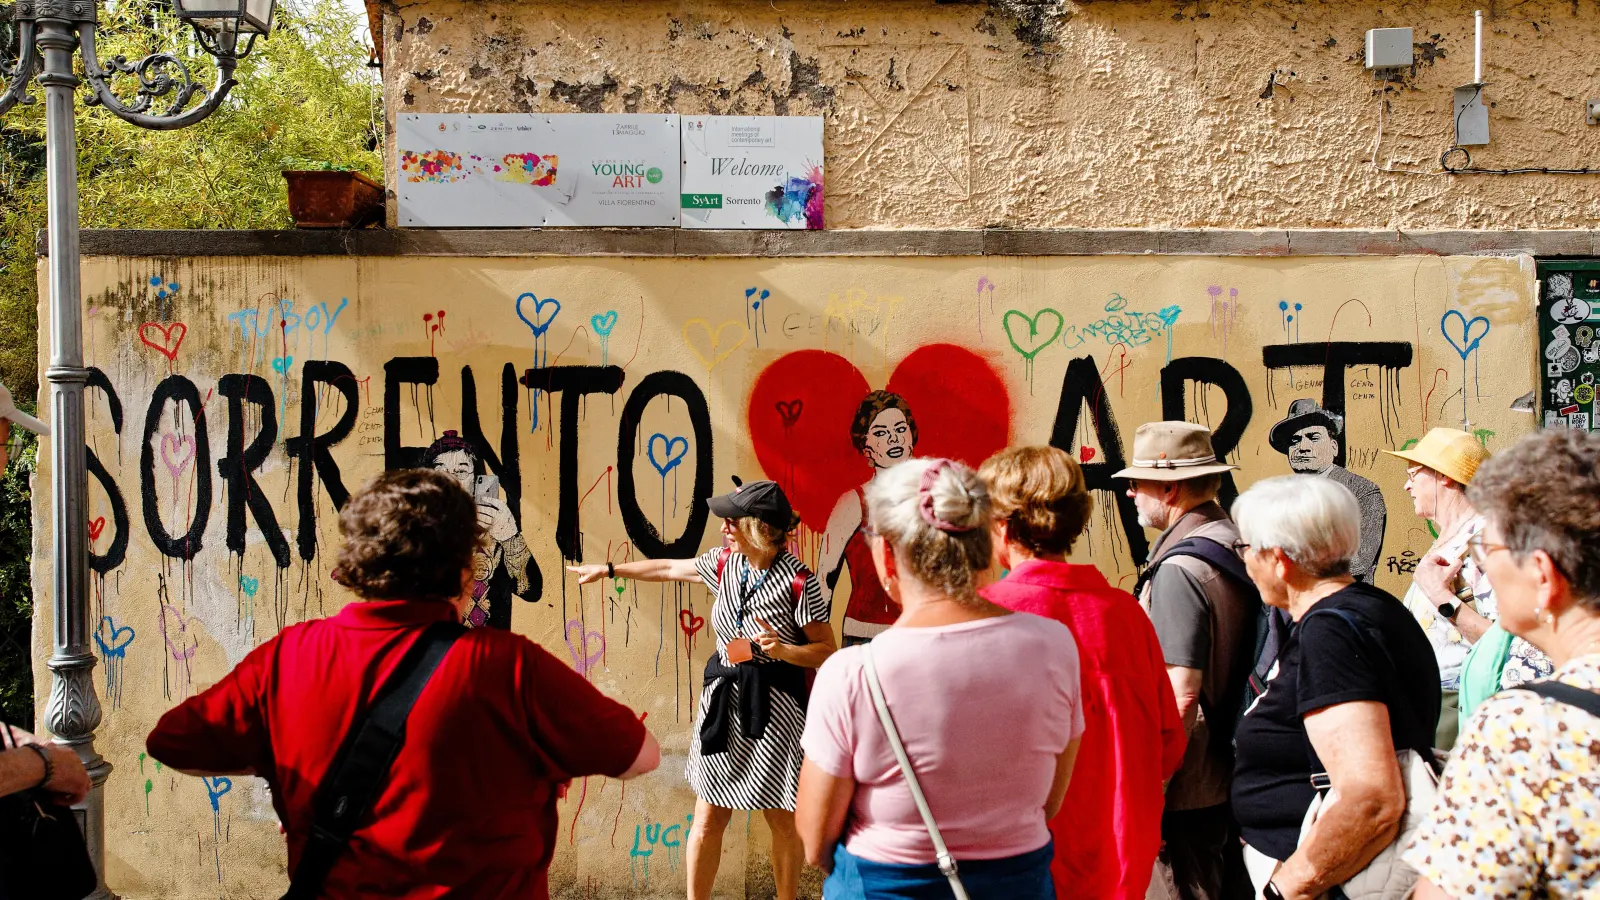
xmin=1467 ymin=429 xmax=1600 ymax=611
xmin=849 ymin=391 xmax=918 ymax=453
xmin=333 ymin=469 xmax=483 ymax=604
xmin=979 ymin=446 xmax=1093 ymax=556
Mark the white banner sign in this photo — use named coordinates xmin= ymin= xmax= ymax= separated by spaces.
xmin=396 ymin=114 xmax=680 ymax=227
xmin=680 ymin=116 xmax=824 ymax=229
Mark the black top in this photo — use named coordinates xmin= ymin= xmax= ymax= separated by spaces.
xmin=1230 ymin=582 xmax=1441 ymax=861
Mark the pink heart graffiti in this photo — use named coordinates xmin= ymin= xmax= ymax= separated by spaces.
xmin=564 ymin=619 xmax=604 ymax=676
xmin=160 ymin=433 xmax=195 ymax=478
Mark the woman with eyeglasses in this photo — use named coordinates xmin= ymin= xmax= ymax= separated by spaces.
xmin=1403 ymin=430 xmax=1600 ymax=899
xmin=1227 ymin=475 xmax=1440 ymax=900
xmin=1383 ymin=429 xmax=1553 ymax=750
xmin=569 ymin=478 xmax=835 ymax=900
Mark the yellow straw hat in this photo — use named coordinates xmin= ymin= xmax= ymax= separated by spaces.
xmin=1381 ymin=428 xmax=1490 ymax=486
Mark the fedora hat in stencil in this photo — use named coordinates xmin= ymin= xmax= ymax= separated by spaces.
xmin=1111 ymin=421 xmax=1238 ymax=482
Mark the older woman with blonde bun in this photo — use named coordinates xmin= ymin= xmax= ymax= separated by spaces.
xmin=796 ymin=458 xmax=1085 ymax=899
xmin=980 ymin=446 xmax=1187 ymax=900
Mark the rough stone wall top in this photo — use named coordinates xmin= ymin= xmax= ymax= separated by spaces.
xmin=380 ymin=0 xmax=1600 ymax=231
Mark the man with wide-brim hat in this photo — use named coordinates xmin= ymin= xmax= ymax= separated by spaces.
xmin=1268 ymin=398 xmax=1386 ymax=584
xmin=1114 ymin=422 xmax=1253 ymax=900
xmin=1383 ymin=429 xmax=1552 ymax=750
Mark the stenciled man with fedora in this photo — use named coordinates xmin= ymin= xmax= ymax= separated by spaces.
xmin=1116 ymin=422 xmax=1256 ymax=900
xmin=1269 ymin=399 xmax=1386 ymax=584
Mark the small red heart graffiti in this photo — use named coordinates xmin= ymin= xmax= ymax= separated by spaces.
xmin=138 ymin=322 xmax=187 ymax=362
xmin=775 ymin=399 xmax=804 ymax=428
xmin=679 ymin=609 xmax=705 ymax=638
xmin=88 ymin=516 xmax=106 ymax=541
xmin=1080 ymin=447 xmax=1097 ymax=463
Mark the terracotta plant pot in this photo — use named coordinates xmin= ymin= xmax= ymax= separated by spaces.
xmin=282 ymin=170 xmax=384 ymax=229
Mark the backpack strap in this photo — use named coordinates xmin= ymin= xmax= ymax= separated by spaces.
xmin=1514 ymin=680 xmax=1600 ymax=718
xmin=1135 ymin=536 xmax=1263 ymax=751
xmin=282 ymin=620 xmax=466 ymax=900
xmin=715 ymin=545 xmax=733 ymax=584
xmin=1132 ymin=536 xmax=1253 ymax=602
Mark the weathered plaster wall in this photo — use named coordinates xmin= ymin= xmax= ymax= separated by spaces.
xmin=379 ymin=0 xmax=1600 ymax=230
xmin=37 ymin=251 xmax=1534 ymax=898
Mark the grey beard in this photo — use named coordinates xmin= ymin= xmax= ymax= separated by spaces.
xmin=1137 ymin=510 xmax=1155 ymax=529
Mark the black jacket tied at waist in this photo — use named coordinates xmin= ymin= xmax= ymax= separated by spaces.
xmin=699 ymin=656 xmax=808 ymax=756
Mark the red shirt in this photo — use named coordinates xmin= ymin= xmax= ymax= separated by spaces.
xmin=983 ymin=559 xmax=1187 ymax=900
xmin=146 ymin=599 xmax=646 ymax=899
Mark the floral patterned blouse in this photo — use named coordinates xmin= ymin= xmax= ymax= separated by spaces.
xmin=1402 ymin=656 xmax=1600 ymax=899
xmin=1400 ymin=515 xmax=1552 ymax=691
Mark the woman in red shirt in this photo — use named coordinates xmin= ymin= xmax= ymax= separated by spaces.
xmin=979 ymin=446 xmax=1188 ymax=900
xmin=147 ymin=469 xmax=659 ymax=899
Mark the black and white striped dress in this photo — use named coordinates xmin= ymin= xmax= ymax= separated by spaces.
xmin=686 ymin=547 xmax=831 ymax=810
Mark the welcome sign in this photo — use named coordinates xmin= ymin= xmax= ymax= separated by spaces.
xmin=395 ymin=113 xmax=681 ymax=226
xmin=680 ymin=116 xmax=824 ymax=229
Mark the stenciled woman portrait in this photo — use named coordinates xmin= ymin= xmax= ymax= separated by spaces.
xmin=820 ymin=390 xmax=920 ymax=646
xmin=421 ymin=430 xmax=536 ymax=629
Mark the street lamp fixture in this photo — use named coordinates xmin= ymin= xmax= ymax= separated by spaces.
xmin=0 ymin=1 xmax=275 ymax=896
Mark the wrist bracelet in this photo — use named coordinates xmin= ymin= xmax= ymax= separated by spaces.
xmin=25 ymin=743 xmax=52 ymax=790
xmin=606 ymin=562 xmax=615 ymax=579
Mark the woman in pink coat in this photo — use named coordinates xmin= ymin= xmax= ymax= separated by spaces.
xmin=980 ymin=446 xmax=1188 ymax=900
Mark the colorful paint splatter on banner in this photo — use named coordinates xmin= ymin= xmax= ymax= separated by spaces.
xmin=497 ymin=153 xmax=559 ymax=187
xmin=765 ymin=165 xmax=824 ymax=230
xmin=400 ymin=149 xmax=467 ymax=183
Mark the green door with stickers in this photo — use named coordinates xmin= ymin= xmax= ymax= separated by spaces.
xmin=1537 ymin=261 xmax=1600 ymax=431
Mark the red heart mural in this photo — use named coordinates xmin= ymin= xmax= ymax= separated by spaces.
xmin=748 ymin=344 xmax=1012 ymax=529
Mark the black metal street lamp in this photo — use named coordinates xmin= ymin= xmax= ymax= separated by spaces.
xmin=1 ymin=1 xmax=275 ymax=895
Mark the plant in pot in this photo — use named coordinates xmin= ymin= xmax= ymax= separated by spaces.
xmin=282 ymin=159 xmax=384 ymax=229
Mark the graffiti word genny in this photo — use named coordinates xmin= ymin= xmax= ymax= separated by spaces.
xmin=83 ymin=342 xmax=1411 ymax=586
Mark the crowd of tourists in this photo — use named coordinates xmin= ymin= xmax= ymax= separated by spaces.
xmin=8 ymin=415 xmax=1597 ymax=899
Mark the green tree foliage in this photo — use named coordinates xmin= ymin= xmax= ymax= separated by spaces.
xmin=0 ymin=0 xmax=380 ymax=728
xmin=1 ymin=0 xmax=382 ymax=398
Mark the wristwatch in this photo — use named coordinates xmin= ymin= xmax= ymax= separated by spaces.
xmin=1263 ymin=882 xmax=1286 ymax=900
xmin=1436 ymin=600 xmax=1459 ymax=620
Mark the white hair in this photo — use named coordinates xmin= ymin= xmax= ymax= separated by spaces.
xmin=1232 ymin=475 xmax=1360 ymax=578
xmin=865 ymin=458 xmax=991 ymax=601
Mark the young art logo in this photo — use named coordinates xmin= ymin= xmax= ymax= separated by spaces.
xmin=592 ymin=160 xmax=662 ymax=188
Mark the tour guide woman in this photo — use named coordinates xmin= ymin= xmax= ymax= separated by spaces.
xmin=570 ymin=479 xmax=835 ymax=900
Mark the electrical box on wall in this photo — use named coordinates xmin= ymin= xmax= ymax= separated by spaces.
xmin=1366 ymin=28 xmax=1414 ymax=68
xmin=1454 ymin=86 xmax=1491 ymax=145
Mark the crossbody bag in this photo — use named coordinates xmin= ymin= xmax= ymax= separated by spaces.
xmin=282 ymin=620 xmax=465 ymax=900
xmin=861 ymin=645 xmax=970 ymax=900
xmin=1294 ymin=607 xmax=1441 ymax=900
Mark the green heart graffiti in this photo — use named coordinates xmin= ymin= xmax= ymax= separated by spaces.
xmin=1002 ymin=308 xmax=1065 ymax=360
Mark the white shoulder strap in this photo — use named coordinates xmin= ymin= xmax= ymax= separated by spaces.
xmin=861 ymin=645 xmax=971 ymax=900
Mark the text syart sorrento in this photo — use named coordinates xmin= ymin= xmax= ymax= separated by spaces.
xmin=36 ymin=252 xmax=1535 ymax=897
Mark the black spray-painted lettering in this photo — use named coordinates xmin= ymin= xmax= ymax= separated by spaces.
xmin=216 ymin=374 xmax=290 ymax=569
xmin=616 ymin=371 xmax=714 ymax=560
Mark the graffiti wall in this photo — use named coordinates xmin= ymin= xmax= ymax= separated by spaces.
xmin=35 ymin=252 xmax=1535 ymax=898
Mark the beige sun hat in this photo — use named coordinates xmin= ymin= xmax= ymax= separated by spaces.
xmin=1111 ymin=421 xmax=1238 ymax=482
xmin=1382 ymin=428 xmax=1489 ymax=486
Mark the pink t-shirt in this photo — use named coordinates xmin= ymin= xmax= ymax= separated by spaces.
xmin=801 ymin=612 xmax=1085 ymax=864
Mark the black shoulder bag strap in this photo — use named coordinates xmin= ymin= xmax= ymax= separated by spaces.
xmin=1516 ymin=680 xmax=1600 ymax=718
xmin=282 ymin=620 xmax=466 ymax=900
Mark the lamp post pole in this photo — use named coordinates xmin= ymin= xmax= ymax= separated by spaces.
xmin=1 ymin=3 xmax=270 ymax=895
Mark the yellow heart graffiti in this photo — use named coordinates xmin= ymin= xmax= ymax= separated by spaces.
xmin=681 ymin=318 xmax=749 ymax=370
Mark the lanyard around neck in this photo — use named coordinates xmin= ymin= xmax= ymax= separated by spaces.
xmin=737 ymin=561 xmax=775 ymax=631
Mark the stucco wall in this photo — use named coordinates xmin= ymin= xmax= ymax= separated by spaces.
xmin=36 ymin=250 xmax=1534 ymax=898
xmin=379 ymin=0 xmax=1600 ymax=230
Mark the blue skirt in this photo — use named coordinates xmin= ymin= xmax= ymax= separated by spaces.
xmin=823 ymin=840 xmax=1055 ymax=900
